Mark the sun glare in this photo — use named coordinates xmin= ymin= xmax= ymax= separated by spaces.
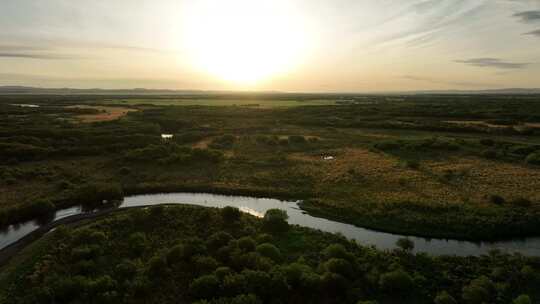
xmin=182 ymin=0 xmax=311 ymax=86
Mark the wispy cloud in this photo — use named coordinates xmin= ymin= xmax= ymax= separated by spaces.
xmin=0 ymin=52 xmax=78 ymax=60
xmin=0 ymin=44 xmax=82 ymax=60
xmin=0 ymin=41 xmax=163 ymax=60
xmin=513 ymin=10 xmax=540 ymax=23
xmin=455 ymin=58 xmax=529 ymax=69
xmin=370 ymin=0 xmax=488 ymax=47
xmin=523 ymin=29 xmax=540 ymax=36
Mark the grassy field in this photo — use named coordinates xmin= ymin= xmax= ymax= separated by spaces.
xmin=0 ymin=94 xmax=540 ymax=240
xmin=102 ymin=98 xmax=339 ymax=107
xmin=1 ymin=205 xmax=539 ymax=303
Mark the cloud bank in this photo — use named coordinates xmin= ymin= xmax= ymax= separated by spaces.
xmin=455 ymin=58 xmax=529 ymax=69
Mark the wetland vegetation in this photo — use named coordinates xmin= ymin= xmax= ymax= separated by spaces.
xmin=1 ymin=94 xmax=540 ymax=240
xmin=1 ymin=93 xmax=540 ymax=303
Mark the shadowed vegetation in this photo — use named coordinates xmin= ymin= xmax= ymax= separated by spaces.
xmin=1 ymin=205 xmax=539 ymax=303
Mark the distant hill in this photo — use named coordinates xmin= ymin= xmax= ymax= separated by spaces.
xmin=405 ymin=88 xmax=540 ymax=95
xmin=0 ymin=86 xmax=213 ymax=95
xmin=1 ymin=85 xmax=540 ymax=95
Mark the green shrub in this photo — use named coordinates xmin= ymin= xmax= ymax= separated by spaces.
xmin=404 ymin=160 xmax=420 ymax=170
xmin=214 ymin=267 xmax=232 ymax=280
xmin=221 ymin=206 xmax=242 ymax=222
xmin=115 ymin=260 xmax=138 ymax=280
xmin=513 ymin=295 xmax=532 ymax=304
xmin=222 ymin=273 xmax=248 ymax=296
xmin=207 ymin=232 xmax=233 ymax=252
xmin=511 ymin=197 xmax=533 ymax=208
xmin=379 ymin=269 xmax=414 ymax=295
xmin=147 ymin=255 xmax=168 ymax=278
xmin=282 ymin=263 xmax=312 ymax=286
xmin=182 ymin=237 xmax=208 ymax=258
xmin=461 ymin=276 xmax=493 ymax=304
xmin=374 ymin=141 xmax=400 ymax=151
xmin=88 ymin=275 xmax=117 ymax=297
xmin=256 ymin=243 xmax=281 ymax=262
xmin=174 ymin=131 xmax=208 ymax=144
xmin=74 ymin=182 xmax=124 ymax=206
xmin=482 ymin=149 xmax=499 ymax=159
xmin=0 ymin=142 xmax=52 ymax=161
xmin=193 ymin=256 xmax=219 ymax=275
xmin=262 ymin=209 xmax=289 ymax=234
xmin=28 ymin=199 xmax=55 ymax=215
xmin=191 ymin=148 xmax=224 ymax=163
xmin=396 ymin=238 xmax=415 ymax=252
xmin=166 ymin=244 xmax=185 ymax=265
xmin=489 ymin=195 xmax=505 ymax=205
xmin=321 ymin=272 xmax=348 ymax=295
xmin=479 ymin=139 xmax=495 ymax=146
xmin=288 ymin=135 xmax=306 ymax=144
xmin=209 ymin=135 xmax=236 ymax=149
xmin=434 ymin=291 xmax=457 ymax=304
xmin=238 ymin=237 xmax=256 ymax=253
xmin=525 ymin=153 xmax=540 ymax=165
xmin=230 ymin=294 xmax=263 ymax=304
xmin=119 ymin=167 xmax=131 ymax=175
xmin=190 ymin=275 xmax=220 ymax=299
xmin=278 ymin=138 xmax=289 ymax=146
xmin=128 ymin=232 xmax=147 ymax=256
xmin=241 ymin=270 xmax=273 ymax=296
xmin=255 ymin=234 xmax=273 ymax=244
xmin=322 ymin=244 xmax=353 ymax=261
xmin=323 ymin=258 xmax=353 ymax=278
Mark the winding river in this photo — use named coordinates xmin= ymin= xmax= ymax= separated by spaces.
xmin=2 ymin=193 xmax=540 ymax=257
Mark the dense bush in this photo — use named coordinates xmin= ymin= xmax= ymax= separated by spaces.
xmin=209 ymin=135 xmax=236 ymax=149
xmin=262 ymin=209 xmax=289 ymax=234
xmin=525 ymin=153 xmax=540 ymax=165
xmin=72 ymin=182 xmax=124 ymax=206
xmin=396 ymin=238 xmax=415 ymax=252
xmin=379 ymin=269 xmax=414 ymax=295
xmin=488 ymin=195 xmax=505 ymax=206
xmin=0 ymin=142 xmax=53 ymax=161
xmin=2 ymin=205 xmax=540 ymax=304
xmin=288 ymin=135 xmax=307 ymax=144
xmin=255 ymin=243 xmax=281 ymax=262
xmin=461 ymin=276 xmax=494 ymax=304
xmin=124 ymin=143 xmax=223 ymax=164
xmin=513 ymin=295 xmax=532 ymax=304
xmin=435 ymin=291 xmax=458 ymax=304
xmin=221 ymin=206 xmax=242 ymax=222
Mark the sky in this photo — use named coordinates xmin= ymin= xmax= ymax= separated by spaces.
xmin=1 ymin=0 xmax=540 ymax=92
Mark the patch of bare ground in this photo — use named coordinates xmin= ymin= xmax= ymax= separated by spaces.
xmin=525 ymin=123 xmax=540 ymax=128
xmin=192 ymin=137 xmax=235 ymax=158
xmin=66 ymin=105 xmax=136 ymax=123
xmin=192 ymin=137 xmax=214 ymax=149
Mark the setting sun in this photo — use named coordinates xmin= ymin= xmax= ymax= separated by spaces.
xmin=182 ymin=0 xmax=311 ymax=85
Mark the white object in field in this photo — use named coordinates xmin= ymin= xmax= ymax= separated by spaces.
xmin=161 ymin=134 xmax=174 ymax=139
xmin=323 ymin=156 xmax=335 ymax=161
xmin=11 ymin=104 xmax=40 ymax=108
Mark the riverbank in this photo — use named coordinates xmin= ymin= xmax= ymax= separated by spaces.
xmin=299 ymin=199 xmax=540 ymax=242
xmin=2 ymin=193 xmax=540 ymax=261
